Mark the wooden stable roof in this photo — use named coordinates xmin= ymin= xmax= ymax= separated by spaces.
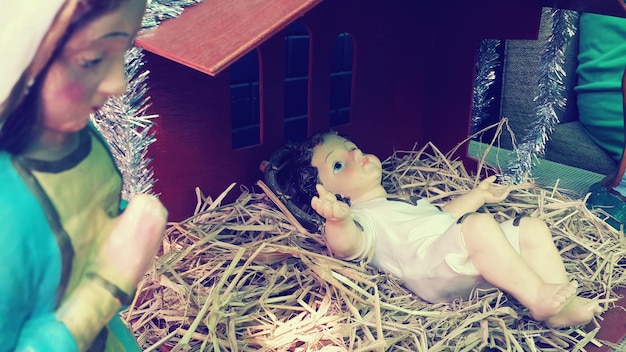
xmin=135 ymin=0 xmax=625 ymax=79
xmin=135 ymin=0 xmax=323 ymax=76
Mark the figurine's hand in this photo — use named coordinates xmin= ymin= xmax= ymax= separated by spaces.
xmin=55 ymin=194 xmax=167 ymax=350
xmin=311 ymin=184 xmax=350 ymax=222
xmin=477 ymin=175 xmax=510 ymax=204
xmin=95 ymin=194 xmax=168 ymax=294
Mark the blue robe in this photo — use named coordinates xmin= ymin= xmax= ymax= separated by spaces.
xmin=0 ymin=125 xmax=140 ymax=351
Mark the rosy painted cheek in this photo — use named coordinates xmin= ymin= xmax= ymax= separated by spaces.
xmin=58 ymin=81 xmax=89 ymax=102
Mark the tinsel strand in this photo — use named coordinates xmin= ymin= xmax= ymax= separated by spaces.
xmin=505 ymin=9 xmax=578 ymax=184
xmin=92 ymin=47 xmax=157 ymax=199
xmin=471 ymin=39 xmax=501 ymax=135
xmin=91 ymin=0 xmax=204 ymax=199
xmin=142 ymin=0 xmax=205 ymax=29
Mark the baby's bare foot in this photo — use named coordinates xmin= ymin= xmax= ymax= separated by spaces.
xmin=546 ymin=297 xmax=603 ymax=328
xmin=529 ymin=281 xmax=578 ymax=321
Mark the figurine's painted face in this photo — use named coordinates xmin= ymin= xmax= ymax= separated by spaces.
xmin=311 ymin=134 xmax=383 ymax=201
xmin=39 ymin=0 xmax=146 ymax=135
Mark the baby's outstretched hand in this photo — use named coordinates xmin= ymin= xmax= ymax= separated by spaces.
xmin=311 ymin=184 xmax=350 ymax=222
xmin=477 ymin=175 xmax=510 ymax=204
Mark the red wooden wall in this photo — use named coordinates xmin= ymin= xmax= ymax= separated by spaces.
xmin=137 ymin=0 xmax=544 ymax=220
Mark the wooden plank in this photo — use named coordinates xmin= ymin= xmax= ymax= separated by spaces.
xmin=135 ymin=0 xmax=323 ymax=76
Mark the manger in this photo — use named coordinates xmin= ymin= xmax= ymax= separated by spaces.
xmin=122 ymin=135 xmax=626 ymax=351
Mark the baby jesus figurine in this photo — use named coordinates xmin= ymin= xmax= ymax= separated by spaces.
xmin=282 ymin=131 xmax=602 ymax=328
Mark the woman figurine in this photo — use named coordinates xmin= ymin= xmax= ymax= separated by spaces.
xmin=0 ymin=0 xmax=167 ymax=350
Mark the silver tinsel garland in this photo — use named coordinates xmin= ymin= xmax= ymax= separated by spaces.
xmin=505 ymin=9 xmax=578 ymax=183
xmin=142 ymin=0 xmax=205 ymax=29
xmin=91 ymin=47 xmax=157 ymax=199
xmin=91 ymin=0 xmax=204 ymax=199
xmin=471 ymin=39 xmax=501 ymax=135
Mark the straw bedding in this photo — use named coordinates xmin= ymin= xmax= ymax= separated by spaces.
xmin=122 ymin=141 xmax=626 ymax=352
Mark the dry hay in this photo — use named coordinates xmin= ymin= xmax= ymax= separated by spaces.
xmin=122 ymin=142 xmax=626 ymax=352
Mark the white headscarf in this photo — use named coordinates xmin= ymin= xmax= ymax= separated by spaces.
xmin=0 ymin=0 xmax=78 ymax=121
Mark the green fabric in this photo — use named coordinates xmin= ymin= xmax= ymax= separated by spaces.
xmin=575 ymin=13 xmax=626 ymax=163
xmin=586 ymin=182 xmax=626 ymax=230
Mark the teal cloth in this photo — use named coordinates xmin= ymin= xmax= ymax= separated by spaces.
xmin=575 ymin=13 xmax=626 ymax=163
xmin=0 ymin=125 xmax=141 ymax=351
xmin=586 ymin=182 xmax=626 ymax=230
xmin=0 ymin=152 xmax=78 ymax=351
xmin=108 ymin=313 xmax=141 ymax=350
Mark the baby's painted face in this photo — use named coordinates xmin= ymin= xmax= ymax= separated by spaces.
xmin=311 ymin=134 xmax=383 ymax=200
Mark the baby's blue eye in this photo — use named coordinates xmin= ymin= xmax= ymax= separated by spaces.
xmin=333 ymin=161 xmax=345 ymax=174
